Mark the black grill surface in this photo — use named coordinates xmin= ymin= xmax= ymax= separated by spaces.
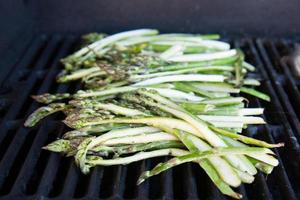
xmin=0 ymin=35 xmax=300 ymax=200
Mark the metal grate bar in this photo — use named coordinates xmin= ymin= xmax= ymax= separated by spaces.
xmin=60 ymin=163 xmax=80 ymax=197
xmin=0 ymin=36 xmax=60 ymax=125
xmin=236 ymin=39 xmax=299 ymax=200
xmin=183 ymin=164 xmax=198 ymax=199
xmin=252 ymin=39 xmax=300 ymax=199
xmin=135 ymin=160 xmax=149 ymax=199
xmin=10 ymin=37 xmax=76 ymax=195
xmin=269 ymin=41 xmax=300 ymax=126
xmin=0 ymin=37 xmax=64 ymax=195
xmin=0 ymin=35 xmax=35 ymax=88
xmin=35 ymin=124 xmax=66 ymax=196
xmin=255 ymin=40 xmax=300 ymax=141
xmin=4 ymin=36 xmax=47 ymax=84
xmin=160 ymin=157 xmax=173 ymax=199
xmin=1 ymin=36 xmax=74 ymax=197
xmin=86 ymin=168 xmax=104 ymax=197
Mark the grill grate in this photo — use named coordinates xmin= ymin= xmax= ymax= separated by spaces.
xmin=0 ymin=35 xmax=300 ymax=200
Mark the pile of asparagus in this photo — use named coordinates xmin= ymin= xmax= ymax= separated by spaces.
xmin=25 ymin=29 xmax=283 ymax=199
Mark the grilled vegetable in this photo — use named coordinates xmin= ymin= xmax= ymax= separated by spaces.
xmin=25 ymin=29 xmax=282 ymax=199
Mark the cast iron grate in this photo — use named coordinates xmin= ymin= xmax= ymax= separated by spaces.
xmin=0 ymin=35 xmax=299 ymax=200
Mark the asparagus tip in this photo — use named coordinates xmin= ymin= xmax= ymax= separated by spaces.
xmin=24 ymin=119 xmax=36 ymax=127
xmin=234 ymin=193 xmax=243 ymax=199
xmin=42 ymin=139 xmax=71 ymax=153
xmin=275 ymin=142 xmax=285 ymax=147
xmin=136 ymin=171 xmax=150 ymax=185
xmin=31 ymin=93 xmax=71 ymax=104
xmin=267 ymin=142 xmax=284 ymax=148
xmin=277 ymin=142 xmax=285 ymax=147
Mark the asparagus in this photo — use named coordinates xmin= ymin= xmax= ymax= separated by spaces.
xmin=90 ymin=141 xmax=185 ymax=156
xmin=81 ymin=32 xmax=107 ymax=44
xmin=86 ymin=148 xmax=188 ymax=166
xmin=25 ymin=29 xmax=283 ymax=199
xmin=89 ymin=126 xmax=160 ymax=143
xmin=31 ymin=93 xmax=71 ymax=104
xmin=102 ymin=132 xmax=179 ymax=145
xmin=63 ymin=123 xmax=135 ymax=139
xmin=157 ymin=127 xmax=245 ymax=187
xmin=210 ymin=126 xmax=284 ymax=148
xmin=137 ymin=147 xmax=272 ymax=184
xmin=62 ymin=115 xmax=281 ymax=148
xmin=24 ymin=103 xmax=67 ymax=127
xmin=132 ymin=90 xmax=257 ymax=175
xmin=130 ymin=66 xmax=234 ymax=80
xmin=165 ymin=49 xmax=237 ymax=62
xmin=133 ymin=74 xmax=225 ymax=86
xmin=147 ymin=55 xmax=238 ymax=73
xmin=222 ymin=136 xmax=279 ymax=167
xmin=198 ymin=115 xmax=266 ymax=124
xmin=174 ymin=82 xmax=217 ymax=98
xmin=240 ymin=87 xmax=271 ymax=101
xmin=62 ymin=29 xmax=159 ymax=66
xmin=43 ymin=139 xmax=71 ymax=153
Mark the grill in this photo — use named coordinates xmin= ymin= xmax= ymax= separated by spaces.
xmin=0 ymin=34 xmax=299 ymax=200
xmin=1 ymin=0 xmax=300 ymax=199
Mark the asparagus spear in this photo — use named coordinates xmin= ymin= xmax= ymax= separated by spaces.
xmin=32 ymin=93 xmax=71 ymax=104
xmin=24 ymin=103 xmax=67 ymax=127
xmin=137 ymin=147 xmax=272 ymax=184
xmin=90 ymin=141 xmax=185 ymax=156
